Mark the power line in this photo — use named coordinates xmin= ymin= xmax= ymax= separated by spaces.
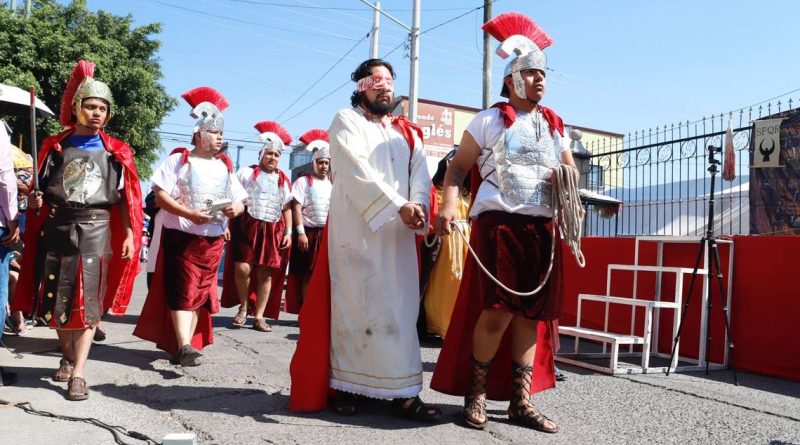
xmin=280 ymin=40 xmax=406 ymax=125
xmin=140 ymin=0 xmax=358 ymax=59
xmin=200 ymin=0 xmax=365 ymax=42
xmin=148 ymin=0 xmax=360 ymax=41
xmin=275 ymin=32 xmax=370 ymax=120
xmin=422 ymin=0 xmax=499 ymax=35
xmin=225 ymin=0 xmax=475 ymax=12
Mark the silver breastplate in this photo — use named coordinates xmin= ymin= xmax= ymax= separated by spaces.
xmin=302 ymin=180 xmax=331 ymax=226
xmin=490 ymin=112 xmax=560 ymax=207
xmin=176 ymin=158 xmax=233 ymax=222
xmin=44 ymin=146 xmax=122 ymax=208
xmin=246 ymin=172 xmax=284 ymax=222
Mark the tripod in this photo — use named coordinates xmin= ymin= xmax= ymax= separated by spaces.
xmin=665 ymin=145 xmax=737 ymax=385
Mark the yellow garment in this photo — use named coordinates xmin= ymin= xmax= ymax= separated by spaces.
xmin=424 ymin=189 xmax=471 ymax=338
xmin=12 ymin=145 xmax=32 ymax=168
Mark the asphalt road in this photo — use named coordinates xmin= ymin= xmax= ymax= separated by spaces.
xmin=1 ymin=272 xmax=798 ymax=444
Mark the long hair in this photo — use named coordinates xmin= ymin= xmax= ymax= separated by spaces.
xmin=349 ymin=59 xmax=396 ymax=108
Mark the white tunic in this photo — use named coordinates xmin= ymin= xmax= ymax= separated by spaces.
xmin=465 ymin=107 xmax=568 ymax=219
xmin=150 ymin=152 xmax=247 ymax=237
xmin=327 ymin=108 xmax=431 ymax=399
xmin=290 ymin=175 xmax=332 ymax=228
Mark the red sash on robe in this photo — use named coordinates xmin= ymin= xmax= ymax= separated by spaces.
xmin=288 ymin=115 xmax=423 ymax=412
xmin=12 ymin=128 xmax=143 ymax=317
xmin=430 ymin=102 xmax=563 ymax=399
xmin=220 ymin=166 xmax=291 ymax=319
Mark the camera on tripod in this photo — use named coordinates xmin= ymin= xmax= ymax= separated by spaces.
xmin=707 ymin=145 xmax=722 ymax=171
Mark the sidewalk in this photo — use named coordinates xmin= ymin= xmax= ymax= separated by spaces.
xmin=1 ymin=271 xmax=798 ymax=444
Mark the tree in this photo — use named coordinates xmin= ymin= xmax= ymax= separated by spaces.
xmin=0 ymin=0 xmax=177 ymax=177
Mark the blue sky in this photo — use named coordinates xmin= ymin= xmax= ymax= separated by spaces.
xmin=74 ymin=0 xmax=800 ymax=172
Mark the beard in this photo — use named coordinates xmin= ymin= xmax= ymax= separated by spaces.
xmin=362 ymin=93 xmax=393 ymax=116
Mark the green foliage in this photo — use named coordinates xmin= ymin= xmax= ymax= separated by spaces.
xmin=0 ymin=0 xmax=177 ymax=177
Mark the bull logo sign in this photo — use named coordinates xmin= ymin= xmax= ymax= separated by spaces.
xmin=753 ymin=118 xmax=784 ymax=168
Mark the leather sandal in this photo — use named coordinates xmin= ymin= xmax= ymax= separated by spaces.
xmin=508 ymin=361 xmax=558 ymax=433
xmin=463 ymin=357 xmax=492 ymax=429
xmin=67 ymin=377 xmax=89 ymax=401
xmin=231 ymin=306 xmax=248 ymax=328
xmin=53 ymin=358 xmax=74 ymax=382
xmin=252 ymin=318 xmax=272 ymax=332
xmin=391 ymin=396 xmax=441 ymax=422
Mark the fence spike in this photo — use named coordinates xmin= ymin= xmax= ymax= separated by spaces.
xmin=778 ymin=100 xmax=782 ymax=112
xmin=789 ymin=98 xmax=794 ymax=110
xmin=758 ymin=104 xmax=763 ymax=118
xmin=767 ymin=102 xmax=772 ymax=115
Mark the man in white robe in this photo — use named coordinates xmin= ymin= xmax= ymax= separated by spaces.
xmin=326 ymin=59 xmax=438 ymax=419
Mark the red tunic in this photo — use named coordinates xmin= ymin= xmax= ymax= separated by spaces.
xmin=11 ymin=128 xmax=143 ymax=324
xmin=219 ymin=167 xmax=291 ymax=319
xmin=430 ymin=103 xmax=564 ymax=400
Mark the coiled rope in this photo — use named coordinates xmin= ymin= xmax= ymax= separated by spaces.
xmin=446 ymin=164 xmax=586 ymax=297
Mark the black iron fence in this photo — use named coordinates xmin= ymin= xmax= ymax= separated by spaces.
xmin=580 ymin=98 xmax=799 ymax=237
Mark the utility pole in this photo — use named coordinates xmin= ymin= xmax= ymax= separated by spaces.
xmin=370 ymin=1 xmax=380 ymax=59
xmin=482 ymin=0 xmax=492 ymax=109
xmin=408 ymin=0 xmax=421 ymax=123
xmin=358 ymin=0 xmax=420 ymax=123
xmin=236 ymin=145 xmax=243 ymax=170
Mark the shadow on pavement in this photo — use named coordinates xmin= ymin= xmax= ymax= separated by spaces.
xmin=92 ymin=382 xmax=287 ymax=424
xmin=284 ymin=397 xmax=458 ymax=430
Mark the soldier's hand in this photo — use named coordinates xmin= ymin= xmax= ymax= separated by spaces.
xmin=188 ymin=210 xmax=213 ymax=225
xmin=222 ymin=202 xmax=244 ymax=219
xmin=280 ymin=233 xmax=292 ymax=250
xmin=298 ymin=233 xmax=309 ymax=252
xmin=434 ymin=205 xmax=458 ymax=236
xmin=120 ymin=231 xmax=135 ymax=260
xmin=28 ymin=191 xmax=43 ymax=209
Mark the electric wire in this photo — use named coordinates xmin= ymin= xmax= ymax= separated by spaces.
xmin=274 ymin=33 xmax=370 ymax=120
xmin=148 ymin=0 xmax=360 ymax=41
xmin=225 ymin=1 xmax=476 ymax=12
xmin=421 ymin=0 xmax=499 ymax=35
xmin=280 ymin=40 xmax=406 ymax=125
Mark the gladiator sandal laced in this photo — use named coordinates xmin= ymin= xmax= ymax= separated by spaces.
xmin=463 ymin=357 xmax=492 ymax=429
xmin=508 ymin=361 xmax=559 ymax=434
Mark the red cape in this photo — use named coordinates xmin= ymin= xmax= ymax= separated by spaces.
xmin=430 ymin=103 xmax=562 ymax=400
xmin=220 ymin=166 xmax=291 ymax=319
xmin=288 ymin=227 xmax=333 ymax=412
xmin=288 ymin=115 xmax=424 ymax=412
xmin=12 ymin=128 xmax=143 ymax=317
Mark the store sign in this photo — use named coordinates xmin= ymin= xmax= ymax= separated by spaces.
xmin=753 ymin=118 xmax=784 ymax=168
xmin=415 ymin=102 xmax=455 ymax=159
